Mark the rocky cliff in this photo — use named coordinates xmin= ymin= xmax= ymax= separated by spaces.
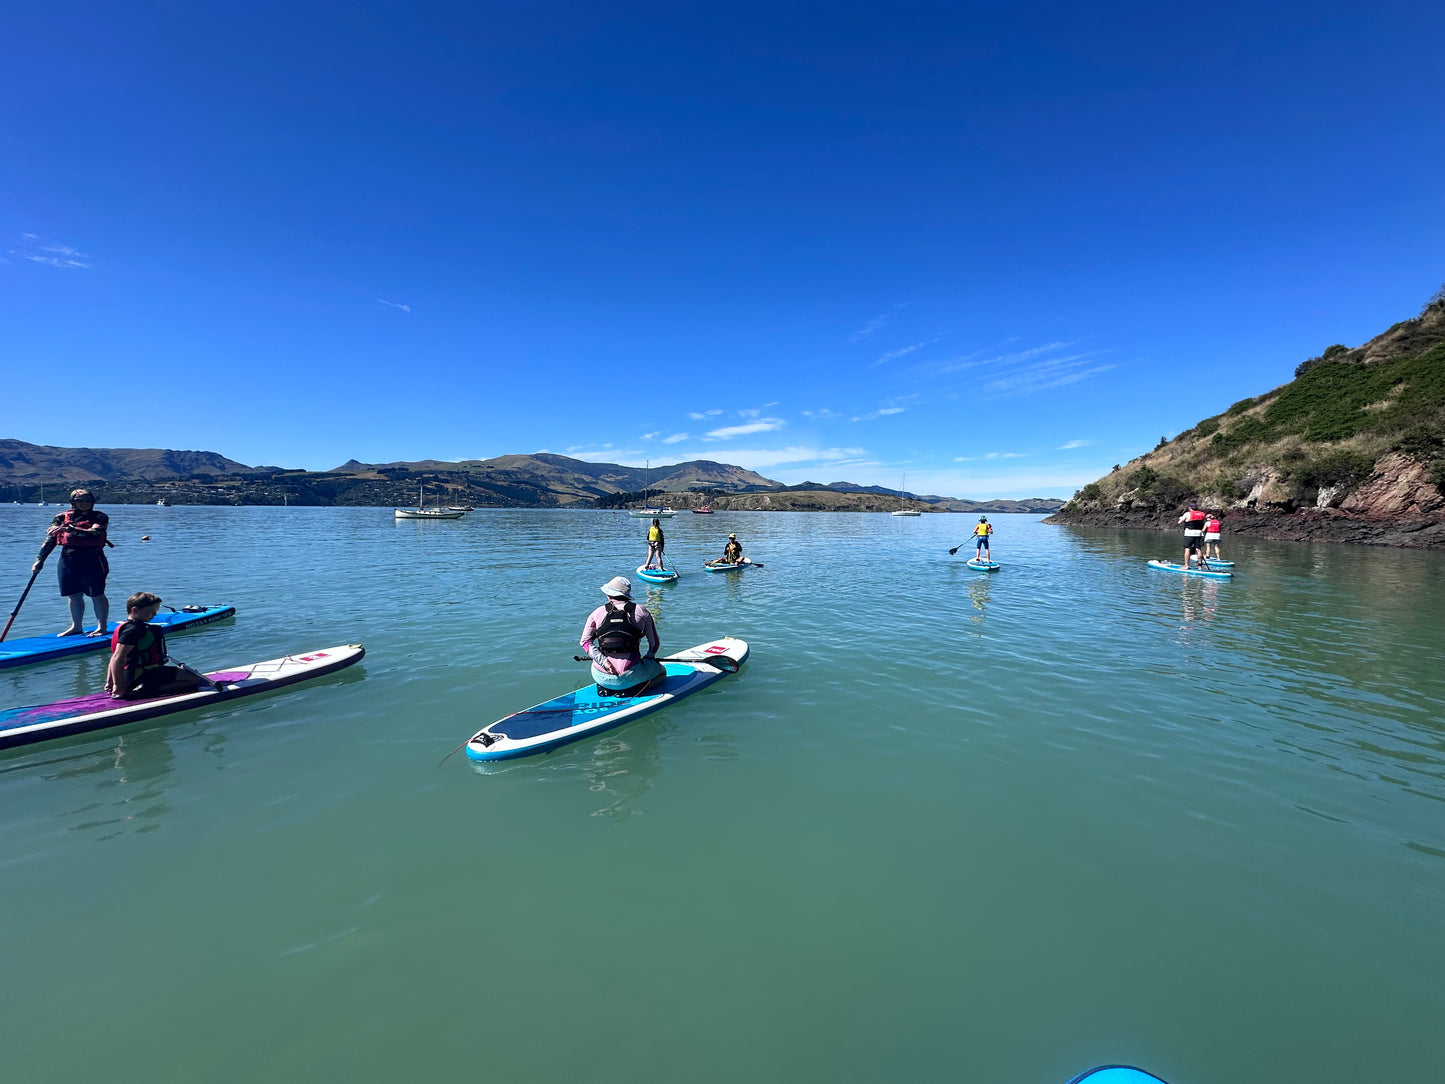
xmin=1048 ymin=294 xmax=1445 ymax=547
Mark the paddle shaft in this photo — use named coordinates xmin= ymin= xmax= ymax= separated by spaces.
xmin=0 ymin=563 xmax=44 ymax=642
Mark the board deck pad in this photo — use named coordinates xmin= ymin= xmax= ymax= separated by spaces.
xmin=1147 ymin=559 xmax=1232 ymax=579
xmin=0 ymin=604 xmax=236 ymax=670
xmin=0 ymin=644 xmax=364 ymax=750
xmin=466 ymin=638 xmax=748 ymax=761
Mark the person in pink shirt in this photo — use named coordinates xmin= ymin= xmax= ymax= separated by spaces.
xmin=580 ymin=576 xmax=663 ymax=695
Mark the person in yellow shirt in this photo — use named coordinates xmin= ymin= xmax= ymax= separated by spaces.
xmin=644 ymin=518 xmax=666 ymax=570
xmin=971 ymin=516 xmax=994 ymax=561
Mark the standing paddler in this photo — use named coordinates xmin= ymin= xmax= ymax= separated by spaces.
xmin=32 ymin=488 xmax=113 ymax=636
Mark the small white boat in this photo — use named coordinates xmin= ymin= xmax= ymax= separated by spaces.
xmin=628 ymin=507 xmax=677 ymax=518
xmin=395 ymin=484 xmax=464 ymax=520
xmin=890 ymin=473 xmax=921 ymax=515
xmin=156 ymin=498 xmax=170 ymax=506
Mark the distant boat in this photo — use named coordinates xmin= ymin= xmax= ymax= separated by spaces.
xmin=627 ymin=460 xmax=677 ymax=517
xmin=692 ymin=506 xmax=713 ymax=514
xmin=890 ymin=472 xmax=921 ymax=516
xmin=396 ymin=483 xmax=464 ymax=520
xmin=156 ymin=498 xmax=170 ymax=506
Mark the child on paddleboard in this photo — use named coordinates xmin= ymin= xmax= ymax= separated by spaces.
xmin=645 ymin=518 xmax=666 ymax=570
xmin=972 ymin=516 xmax=993 ymax=561
xmin=707 ymin=534 xmax=743 ymax=566
xmin=105 ymin=592 xmax=216 ymax=699
xmin=1204 ymin=512 xmax=1224 ymax=561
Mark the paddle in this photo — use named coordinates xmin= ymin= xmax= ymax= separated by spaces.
xmin=572 ymin=653 xmax=739 ymax=672
xmin=1 ymin=563 xmax=45 ymax=642
xmin=741 ymin=557 xmax=764 ymax=569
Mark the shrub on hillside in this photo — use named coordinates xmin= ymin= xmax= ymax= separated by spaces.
xmin=1124 ymin=465 xmax=1190 ymax=507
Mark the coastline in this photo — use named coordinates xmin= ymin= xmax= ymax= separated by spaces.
xmin=1046 ymin=507 xmax=1445 ymax=548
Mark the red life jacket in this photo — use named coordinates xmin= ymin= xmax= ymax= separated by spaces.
xmin=1205 ymin=518 xmax=1222 ymax=533
xmin=55 ymin=510 xmax=108 ymax=549
xmin=1183 ymin=509 xmax=1207 ymax=527
xmin=110 ymin=620 xmax=167 ymax=689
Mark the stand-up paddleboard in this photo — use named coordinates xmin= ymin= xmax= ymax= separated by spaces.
xmin=465 ymin=637 xmax=748 ymax=761
xmin=635 ymin=564 xmax=680 ymax=584
xmin=0 ymin=644 xmax=365 ymax=751
xmin=704 ymin=561 xmax=749 ymax=573
xmin=1148 ymin=559 xmax=1232 ymax=579
xmin=1200 ymin=559 xmax=1234 ymax=568
xmin=0 ymin=604 xmax=236 ymax=670
xmin=966 ymin=558 xmax=1000 ymax=572
xmin=1065 ymin=1068 xmax=1168 ymax=1084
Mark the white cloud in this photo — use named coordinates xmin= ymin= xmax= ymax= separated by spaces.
xmin=872 ymin=338 xmax=941 ymax=367
xmin=377 ymin=298 xmax=412 ymax=313
xmin=984 ymin=452 xmax=1026 ymax=459
xmin=662 ymin=432 xmax=689 ymax=444
xmin=693 ymin=446 xmax=867 ymax=470
xmin=802 ymin=408 xmax=842 ymax=419
xmin=641 ymin=432 xmax=660 ymax=440
xmin=12 ymin=234 xmax=91 ymax=269
xmin=704 ymin=418 xmax=786 ymax=440
xmin=1058 ymin=439 xmax=1091 ymax=450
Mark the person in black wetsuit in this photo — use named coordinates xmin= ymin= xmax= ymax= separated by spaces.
xmin=105 ymin=592 xmax=213 ymax=699
xmin=32 ymin=488 xmax=112 ymax=636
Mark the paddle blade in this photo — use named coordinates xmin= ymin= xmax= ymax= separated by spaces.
xmin=948 ymin=547 xmax=959 ymax=556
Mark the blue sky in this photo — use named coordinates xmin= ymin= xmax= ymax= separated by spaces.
xmin=3 ymin=1 xmax=1442 ymax=498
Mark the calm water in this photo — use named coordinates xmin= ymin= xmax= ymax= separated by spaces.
xmin=1 ymin=506 xmax=1442 ymax=1083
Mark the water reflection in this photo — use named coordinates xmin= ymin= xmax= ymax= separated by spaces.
xmin=966 ymin=575 xmax=991 ymax=633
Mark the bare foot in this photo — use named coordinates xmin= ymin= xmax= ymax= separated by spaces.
xmin=57 ymin=626 xmax=83 ymax=637
xmin=86 ymin=627 xmax=107 ymax=638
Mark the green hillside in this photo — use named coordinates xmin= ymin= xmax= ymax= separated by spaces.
xmin=1062 ymin=292 xmax=1445 ymax=516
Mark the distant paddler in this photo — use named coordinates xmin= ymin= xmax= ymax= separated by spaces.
xmin=1204 ymin=511 xmax=1225 ymax=562
xmin=644 ymin=517 xmax=666 ymax=570
xmin=32 ymin=488 xmax=113 ymax=637
xmin=1178 ymin=500 xmax=1208 ymax=567
xmin=971 ymin=516 xmax=993 ymax=561
xmin=580 ymin=577 xmax=663 ymax=696
xmin=707 ymin=534 xmax=744 ymax=567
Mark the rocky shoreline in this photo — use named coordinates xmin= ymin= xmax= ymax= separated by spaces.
xmin=1046 ymin=507 xmax=1445 ymax=548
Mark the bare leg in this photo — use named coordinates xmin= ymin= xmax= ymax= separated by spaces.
xmin=89 ymin=594 xmax=110 ymax=636
xmin=59 ymin=594 xmax=85 ymax=636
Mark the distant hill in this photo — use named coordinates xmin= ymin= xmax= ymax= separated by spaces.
xmin=1049 ymin=291 xmax=1445 ymax=547
xmin=0 ymin=440 xmax=254 ymax=483
xmin=0 ymin=441 xmax=1065 ymax=513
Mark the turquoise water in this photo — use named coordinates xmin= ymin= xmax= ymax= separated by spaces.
xmin=1 ymin=506 xmax=1442 ymax=1083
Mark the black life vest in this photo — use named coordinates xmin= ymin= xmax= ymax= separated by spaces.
xmin=56 ymin=510 xmax=108 ymax=549
xmin=595 ymin=602 xmax=643 ymax=656
xmin=110 ymin=621 xmax=167 ymax=690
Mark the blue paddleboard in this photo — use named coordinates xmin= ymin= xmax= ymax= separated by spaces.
xmin=465 ymin=638 xmax=748 ymax=761
xmin=966 ymin=558 xmax=1000 ymax=572
xmin=704 ymin=561 xmax=747 ymax=573
xmin=0 ymin=604 xmax=236 ymax=670
xmin=1147 ymin=559 xmax=1231 ymax=579
xmin=1065 ymin=1068 xmax=1168 ymax=1084
xmin=635 ymin=564 xmax=680 ymax=584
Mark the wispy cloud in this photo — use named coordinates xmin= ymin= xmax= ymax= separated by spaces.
xmin=12 ymin=234 xmax=91 ymax=269
xmin=377 ymin=298 xmax=411 ymax=313
xmin=641 ymin=432 xmax=660 ymax=440
xmin=802 ymin=408 xmax=843 ymax=419
xmin=693 ymin=446 xmax=867 ymax=470
xmin=662 ymin=432 xmax=689 ymax=444
xmin=687 ymin=410 xmax=723 ymax=420
xmin=1058 ymin=439 xmax=1092 ymax=450
xmin=849 ymin=302 xmax=907 ymax=343
xmin=704 ymin=418 xmax=786 ymax=440
xmin=915 ymin=340 xmax=1114 ymax=399
xmin=872 ymin=338 xmax=940 ymax=367
xmin=985 ymin=452 xmax=1027 ymax=459
xmin=851 ymin=407 xmax=907 ymax=422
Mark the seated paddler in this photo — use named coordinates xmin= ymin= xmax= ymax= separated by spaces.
xmin=580 ymin=576 xmax=663 ymax=694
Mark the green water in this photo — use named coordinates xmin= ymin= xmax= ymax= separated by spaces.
xmin=1 ymin=506 xmax=1442 ymax=1083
